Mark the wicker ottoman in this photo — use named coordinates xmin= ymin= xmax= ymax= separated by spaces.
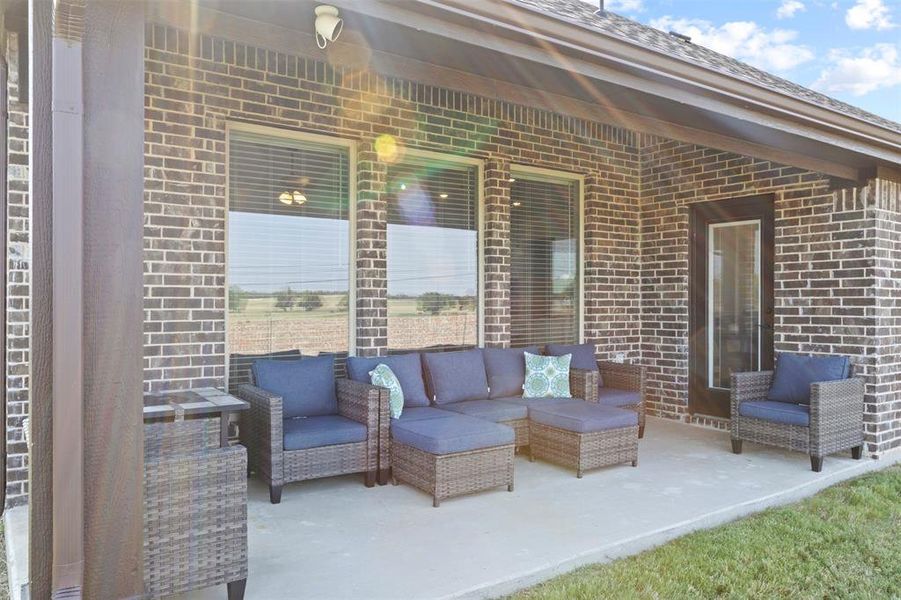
xmin=390 ymin=414 xmax=515 ymax=507
xmin=528 ymin=401 xmax=639 ymax=478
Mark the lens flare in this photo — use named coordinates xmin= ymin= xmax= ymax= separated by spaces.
xmin=375 ymin=134 xmax=403 ymax=163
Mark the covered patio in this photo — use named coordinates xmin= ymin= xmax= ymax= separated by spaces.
xmin=165 ymin=417 xmax=891 ymax=600
xmin=4 ymin=0 xmax=901 ymax=598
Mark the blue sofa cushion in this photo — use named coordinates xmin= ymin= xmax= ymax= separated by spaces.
xmin=252 ymin=355 xmax=337 ymax=419
xmin=739 ymin=400 xmax=810 ymax=427
xmin=483 ymin=346 xmax=540 ymax=398
xmin=597 ymin=387 xmax=641 ymax=408
xmin=767 ymin=353 xmax=850 ymax=405
xmin=391 ymin=414 xmax=514 ymax=455
xmin=499 ymin=396 xmax=583 ymax=412
xmin=346 ymin=353 xmax=430 ymax=408
xmin=437 ymin=399 xmax=528 ymax=423
xmin=392 ymin=407 xmax=453 ymax=422
xmin=422 ymin=349 xmax=489 ymax=405
xmin=545 ymin=343 xmax=599 ymax=372
xmin=283 ymin=415 xmax=367 ymax=451
xmin=530 ymin=402 xmax=638 ymax=433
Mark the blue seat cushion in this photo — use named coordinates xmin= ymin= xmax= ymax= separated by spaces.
xmin=530 ymin=402 xmax=638 ymax=433
xmin=545 ymin=343 xmax=599 ymax=373
xmin=252 ymin=355 xmax=337 ymax=419
xmin=282 ymin=415 xmax=367 ymax=451
xmin=437 ymin=399 xmax=528 ymax=423
xmin=483 ymin=346 xmax=540 ymax=399
xmin=597 ymin=387 xmax=641 ymax=408
xmin=346 ymin=353 xmax=429 ymax=408
xmin=499 ymin=396 xmax=585 ymax=412
xmin=392 ymin=407 xmax=453 ymax=422
xmin=768 ymin=353 xmax=850 ymax=405
xmin=391 ymin=414 xmax=514 ymax=455
xmin=422 ymin=349 xmax=489 ymax=405
xmin=739 ymin=400 xmax=810 ymax=427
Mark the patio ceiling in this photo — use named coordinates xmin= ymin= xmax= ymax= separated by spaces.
xmin=149 ymin=0 xmax=901 ymax=183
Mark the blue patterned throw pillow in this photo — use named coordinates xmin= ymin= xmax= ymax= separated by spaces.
xmin=370 ymin=363 xmax=404 ymax=419
xmin=523 ymin=352 xmax=572 ymax=398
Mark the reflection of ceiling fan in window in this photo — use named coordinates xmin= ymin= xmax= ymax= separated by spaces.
xmin=278 ymin=151 xmax=311 ymax=206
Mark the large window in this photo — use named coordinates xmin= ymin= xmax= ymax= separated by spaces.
xmin=509 ymin=169 xmax=581 ymax=347
xmin=386 ymin=155 xmax=480 ymax=352
xmin=227 ymin=128 xmax=352 ymax=388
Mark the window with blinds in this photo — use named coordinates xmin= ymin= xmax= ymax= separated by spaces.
xmin=386 ymin=157 xmax=480 ymax=353
xmin=509 ymin=172 xmax=581 ymax=347
xmin=227 ymin=129 xmax=351 ymax=390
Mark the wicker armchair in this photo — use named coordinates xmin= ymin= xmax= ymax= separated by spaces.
xmin=579 ymin=362 xmax=646 ymax=438
xmin=144 ymin=420 xmax=247 ymax=599
xmin=730 ymin=370 xmax=865 ymax=471
xmin=238 ymin=377 xmax=388 ymax=503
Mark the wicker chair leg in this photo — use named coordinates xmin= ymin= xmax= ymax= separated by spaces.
xmin=852 ymin=446 xmax=863 ymax=460
xmin=507 ymin=483 xmax=514 ymax=492
xmin=365 ymin=470 xmax=376 ymax=488
xmin=378 ymin=467 xmax=391 ymax=485
xmin=269 ymin=484 xmax=283 ymax=504
xmin=631 ymin=458 xmax=638 ymax=467
xmin=433 ymin=496 xmax=440 ymax=508
xmin=227 ymin=578 xmax=247 ymax=600
xmin=731 ymin=439 xmax=743 ymax=454
xmin=810 ymin=456 xmax=823 ymax=472
xmin=638 ymin=424 xmax=645 ymax=439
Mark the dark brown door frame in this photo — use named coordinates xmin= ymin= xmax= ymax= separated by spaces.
xmin=688 ymin=194 xmax=775 ymax=418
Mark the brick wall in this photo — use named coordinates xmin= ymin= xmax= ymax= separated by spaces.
xmin=5 ymin=32 xmax=30 ymax=507
xmin=142 ymin=23 xmax=642 ymax=390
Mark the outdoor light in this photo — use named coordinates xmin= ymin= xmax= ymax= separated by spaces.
xmin=512 ymin=201 xmax=522 ymax=207
xmin=292 ymin=191 xmax=307 ymax=205
xmin=508 ymin=177 xmax=516 ymax=183
xmin=439 ymin=193 xmax=449 ymax=199
xmin=279 ymin=191 xmax=293 ymax=205
xmin=314 ymin=5 xmax=343 ymax=49
xmin=400 ymin=183 xmax=407 ymax=190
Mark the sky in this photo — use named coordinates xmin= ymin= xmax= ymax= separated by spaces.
xmin=585 ymin=0 xmax=901 ymax=124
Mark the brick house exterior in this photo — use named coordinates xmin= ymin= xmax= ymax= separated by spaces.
xmin=3 ymin=18 xmax=900 ymax=508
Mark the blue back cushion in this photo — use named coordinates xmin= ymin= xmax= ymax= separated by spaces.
xmin=545 ymin=343 xmax=599 ymax=372
xmin=252 ymin=355 xmax=337 ymax=419
xmin=422 ymin=349 xmax=489 ymax=405
xmin=483 ymin=346 xmax=540 ymax=398
xmin=346 ymin=353 xmax=430 ymax=408
xmin=767 ymin=353 xmax=850 ymax=405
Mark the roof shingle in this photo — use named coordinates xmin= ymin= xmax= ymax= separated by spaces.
xmin=511 ymin=0 xmax=901 ymax=134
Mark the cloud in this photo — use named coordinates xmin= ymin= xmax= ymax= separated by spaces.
xmin=649 ymin=17 xmax=815 ymax=72
xmin=606 ymin=0 xmax=644 ymax=11
xmin=813 ymin=43 xmax=901 ymax=96
xmin=777 ymin=0 xmax=806 ymax=19
xmin=845 ymin=0 xmax=895 ymax=30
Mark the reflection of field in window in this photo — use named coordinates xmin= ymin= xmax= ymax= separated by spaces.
xmin=386 ymin=158 xmax=479 ymax=351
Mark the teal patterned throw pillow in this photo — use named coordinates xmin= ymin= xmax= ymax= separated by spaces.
xmin=523 ymin=352 xmax=572 ymax=398
xmin=370 ymin=363 xmax=404 ymax=419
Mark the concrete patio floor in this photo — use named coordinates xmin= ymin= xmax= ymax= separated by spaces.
xmin=182 ymin=417 xmax=896 ymax=600
xmin=5 ymin=417 xmax=898 ymax=600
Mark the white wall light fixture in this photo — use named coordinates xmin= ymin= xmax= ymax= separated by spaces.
xmin=314 ymin=5 xmax=344 ymax=49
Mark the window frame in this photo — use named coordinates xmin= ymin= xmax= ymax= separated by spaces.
xmin=224 ymin=122 xmax=358 ymax=389
xmin=386 ymin=148 xmax=485 ymax=350
xmin=508 ymin=164 xmax=585 ymax=345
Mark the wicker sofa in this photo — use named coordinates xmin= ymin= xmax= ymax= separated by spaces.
xmin=731 ymin=354 xmax=864 ymax=472
xmin=344 ymin=345 xmax=641 ymax=502
xmin=238 ymin=355 xmax=388 ymax=504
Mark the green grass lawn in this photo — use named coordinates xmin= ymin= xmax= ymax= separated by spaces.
xmin=510 ymin=465 xmax=901 ymax=600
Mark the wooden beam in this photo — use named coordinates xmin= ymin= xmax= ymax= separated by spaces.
xmin=28 ymin=0 xmax=53 ymax=596
xmin=81 ymin=1 xmax=145 ymax=596
xmin=51 ymin=1 xmax=85 ymax=594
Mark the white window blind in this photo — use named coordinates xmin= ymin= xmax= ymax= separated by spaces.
xmin=386 ymin=158 xmax=479 ymax=353
xmin=510 ymin=174 xmax=580 ymax=347
xmin=227 ymin=130 xmax=351 ymax=389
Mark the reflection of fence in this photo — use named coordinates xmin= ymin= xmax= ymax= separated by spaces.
xmin=227 ymin=314 xmax=477 ymax=355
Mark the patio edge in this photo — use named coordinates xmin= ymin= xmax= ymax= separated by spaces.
xmin=447 ymin=441 xmax=901 ymax=600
